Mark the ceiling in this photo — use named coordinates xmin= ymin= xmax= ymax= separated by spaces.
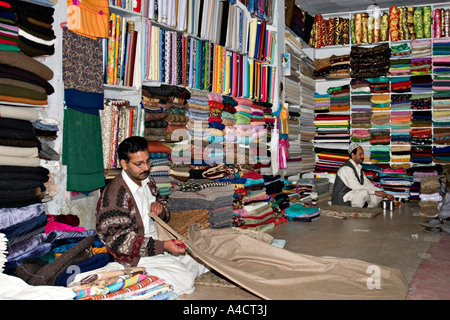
xmin=295 ymin=0 xmax=436 ymax=15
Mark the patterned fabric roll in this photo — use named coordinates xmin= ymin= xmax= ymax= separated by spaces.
xmin=389 ymin=6 xmax=399 ymax=42
xmin=442 ymin=9 xmax=446 ymax=37
xmin=328 ymin=17 xmax=335 ymax=46
xmin=374 ymin=15 xmax=380 ymax=43
xmin=445 ymin=9 xmax=450 ymax=37
xmin=362 ymin=13 xmax=368 ymax=43
xmin=335 ymin=17 xmax=343 ymax=45
xmin=414 ymin=6 xmax=424 ymax=38
xmin=380 ymin=12 xmax=389 ymax=41
xmin=402 ymin=7 xmax=410 ymax=40
xmin=423 ymin=6 xmax=432 ymax=38
xmin=342 ymin=18 xmax=350 ymax=45
xmin=367 ymin=16 xmax=374 ymax=43
xmin=434 ymin=8 xmax=442 ymax=38
xmin=354 ymin=13 xmax=362 ymax=45
xmin=350 ymin=18 xmax=355 ymax=44
xmin=407 ymin=7 xmax=416 ymax=40
xmin=315 ymin=14 xmax=324 ymax=48
xmin=398 ymin=7 xmax=404 ymax=40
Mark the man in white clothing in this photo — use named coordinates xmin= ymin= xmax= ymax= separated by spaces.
xmin=331 ymin=144 xmax=395 ymax=208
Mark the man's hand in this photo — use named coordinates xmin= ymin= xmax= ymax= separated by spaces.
xmin=375 ymin=190 xmax=395 ymax=201
xmin=150 ymin=202 xmax=164 ymax=216
xmin=164 ymin=239 xmax=186 ymax=255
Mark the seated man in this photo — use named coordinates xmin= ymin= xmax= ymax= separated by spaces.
xmin=331 ymin=144 xmax=395 ymax=208
xmin=96 ymin=136 xmax=208 ymax=295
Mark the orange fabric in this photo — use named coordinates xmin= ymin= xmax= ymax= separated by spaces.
xmin=147 ymin=141 xmax=172 ymax=154
xmin=67 ymin=0 xmax=109 ymax=39
xmin=0 ymin=94 xmax=47 ymax=105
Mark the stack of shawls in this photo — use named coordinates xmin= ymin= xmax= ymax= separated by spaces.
xmin=327 ymin=85 xmax=350 ymax=112
xmin=411 ymin=145 xmax=433 ymax=164
xmin=0 ymin=50 xmax=54 ymax=105
xmin=390 ymin=145 xmax=411 ymax=163
xmin=368 ymin=77 xmax=390 ymax=94
xmin=328 ymin=55 xmax=350 ymax=79
xmin=410 ymin=39 xmax=432 ymax=58
xmin=390 ymin=77 xmax=411 ymax=93
xmin=0 ymin=0 xmax=19 ymax=52
xmin=378 ymin=168 xmax=412 ymax=199
xmin=370 ymin=112 xmax=390 ymax=129
xmin=369 ymin=145 xmax=390 ymax=163
xmin=391 ymin=94 xmax=411 ymax=110
xmin=411 ymin=93 xmax=432 ymax=110
xmin=411 ymin=75 xmax=432 ymax=93
xmin=390 ymin=110 xmax=412 ymax=145
xmin=419 ymin=176 xmax=441 ymax=217
xmin=433 ymin=146 xmax=450 ymax=164
xmin=351 ymin=129 xmax=371 ymax=143
xmin=433 ymin=110 xmax=450 ymax=127
xmin=314 ymin=92 xmax=330 ymax=113
xmin=350 ymin=43 xmax=390 ymax=78
xmin=369 ymin=128 xmax=390 ymax=145
xmin=15 ymin=1 xmax=55 ymax=57
xmin=411 ymin=128 xmax=432 ymax=146
xmin=371 ymin=94 xmax=391 ymax=110
xmin=351 ymin=79 xmax=371 ymax=95
xmin=410 ymin=58 xmax=432 ymax=75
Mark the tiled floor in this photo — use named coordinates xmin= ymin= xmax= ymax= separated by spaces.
xmin=180 ymin=201 xmax=445 ymax=300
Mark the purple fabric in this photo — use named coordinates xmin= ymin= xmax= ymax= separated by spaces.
xmin=7 ymin=232 xmax=47 ymax=260
xmin=0 ymin=203 xmax=45 ymax=230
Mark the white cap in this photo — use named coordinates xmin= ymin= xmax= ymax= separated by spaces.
xmin=348 ymin=143 xmax=360 ymax=154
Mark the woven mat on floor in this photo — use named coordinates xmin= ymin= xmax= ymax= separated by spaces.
xmin=195 ymin=271 xmax=237 ymax=288
xmin=317 ymin=203 xmax=382 ymax=218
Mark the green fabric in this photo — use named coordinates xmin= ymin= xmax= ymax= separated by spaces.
xmin=62 ymin=106 xmax=105 ymax=192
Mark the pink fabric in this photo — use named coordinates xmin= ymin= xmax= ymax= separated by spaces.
xmin=45 ymin=215 xmax=86 ymax=234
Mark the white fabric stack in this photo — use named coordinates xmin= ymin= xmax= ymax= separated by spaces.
xmin=0 ymin=233 xmax=8 ymax=273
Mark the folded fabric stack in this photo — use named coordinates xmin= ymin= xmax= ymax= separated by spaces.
xmin=369 ymin=145 xmax=390 ymax=163
xmin=328 ymin=84 xmax=350 ymax=112
xmin=407 ymin=165 xmax=441 ymax=201
xmin=314 ymin=145 xmax=349 ymax=174
xmin=290 ymin=178 xmax=330 ymax=203
xmin=419 ymin=176 xmax=442 ymax=217
xmin=0 ymin=0 xmax=19 ymax=52
xmin=15 ymin=1 xmax=55 ymax=57
xmin=350 ymin=43 xmax=390 ymax=78
xmin=410 ymin=58 xmax=432 ymax=75
xmin=350 ymin=79 xmax=371 ymax=95
xmin=328 ymin=54 xmax=350 ymax=79
xmin=351 ymin=95 xmax=372 ymax=117
xmin=0 ymin=50 xmax=54 ymax=106
xmin=390 ymin=77 xmax=411 ymax=93
xmin=168 ymin=179 xmax=235 ymax=229
xmin=411 ymin=93 xmax=432 ymax=110
xmin=410 ymin=39 xmax=432 ymax=58
xmin=283 ymin=203 xmax=320 ymax=222
xmin=432 ymin=146 xmax=450 ymax=164
xmin=142 ymin=85 xmax=190 ymax=143
xmin=433 ymin=78 xmax=450 ymax=110
xmin=433 ymin=128 xmax=450 ymax=145
xmin=314 ymin=114 xmax=350 ymax=144
xmin=147 ymin=141 xmax=172 ymax=197
xmin=433 ymin=110 xmax=450 ymax=127
xmin=411 ymin=75 xmax=433 ymax=94
xmin=371 ymin=94 xmax=391 ymax=110
xmin=351 ymin=111 xmax=372 ymax=130
xmin=70 ymin=266 xmax=177 ymax=300
xmin=432 ymin=56 xmax=450 ymax=75
xmin=391 ymin=93 xmax=411 ymax=110
xmin=390 ymin=58 xmax=411 ymax=76
xmin=391 ymin=110 xmax=412 ymax=145
xmin=351 ymin=129 xmax=371 ymax=144
xmin=313 ymin=56 xmax=330 ymax=79
xmin=378 ymin=168 xmax=412 ymax=200
xmin=370 ymin=112 xmax=391 ymax=129
xmin=411 ymin=128 xmax=432 ymax=146
xmin=369 ymin=77 xmax=390 ymax=94
xmin=411 ymin=145 xmax=433 ymax=164
xmin=390 ymin=145 xmax=411 ymax=163
xmin=314 ymin=92 xmax=330 ymax=113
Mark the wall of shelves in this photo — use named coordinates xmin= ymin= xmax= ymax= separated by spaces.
xmin=307 ymin=3 xmax=450 ymax=175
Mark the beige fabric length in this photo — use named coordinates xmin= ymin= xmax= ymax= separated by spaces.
xmin=149 ymin=213 xmax=408 ymax=300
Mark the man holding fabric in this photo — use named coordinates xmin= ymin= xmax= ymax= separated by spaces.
xmin=331 ymin=143 xmax=395 ymax=208
xmin=96 ymin=136 xmax=208 ymax=295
